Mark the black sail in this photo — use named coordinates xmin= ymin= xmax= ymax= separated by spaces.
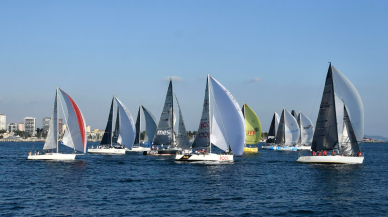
xmin=100 ymin=97 xmax=114 ymax=146
xmin=275 ymin=109 xmax=285 ymax=145
xmin=112 ymin=106 xmax=120 ymax=143
xmin=266 ymin=113 xmax=276 ymax=143
xmin=311 ymin=64 xmax=339 ymax=151
xmin=153 ymin=80 xmax=174 ymax=146
xmin=134 ymin=106 xmax=141 ymax=145
xmin=291 ymin=110 xmax=297 ymax=117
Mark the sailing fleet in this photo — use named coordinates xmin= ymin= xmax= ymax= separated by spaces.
xmin=27 ymin=63 xmax=365 ymax=164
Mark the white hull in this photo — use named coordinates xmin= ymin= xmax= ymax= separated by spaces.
xmin=175 ymin=153 xmax=233 ymax=162
xmin=295 ymin=145 xmax=312 ymax=151
xmin=88 ymin=148 xmax=126 ymax=155
xmin=261 ymin=145 xmax=271 ymax=149
xmin=126 ymin=146 xmax=151 ymax=152
xmin=27 ymin=153 xmax=77 ymax=160
xmin=296 ymin=155 xmax=364 ymax=164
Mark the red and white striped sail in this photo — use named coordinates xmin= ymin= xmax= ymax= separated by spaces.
xmin=59 ymin=89 xmax=87 ymax=153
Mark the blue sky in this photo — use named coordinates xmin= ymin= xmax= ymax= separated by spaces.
xmin=0 ymin=0 xmax=387 ymax=137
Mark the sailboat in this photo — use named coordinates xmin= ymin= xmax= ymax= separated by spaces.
xmin=269 ymin=108 xmax=299 ymax=151
xmin=242 ymin=103 xmax=261 ymax=153
xmin=262 ymin=112 xmax=280 ymax=149
xmin=297 ymin=63 xmax=364 ymax=164
xmin=144 ymin=79 xmax=180 ymax=155
xmin=128 ymin=105 xmax=155 ymax=152
xmin=295 ymin=112 xmax=314 ymax=150
xmin=88 ymin=96 xmax=136 ymax=154
xmin=175 ymin=75 xmax=245 ymax=161
xmin=27 ymin=87 xmax=87 ymax=160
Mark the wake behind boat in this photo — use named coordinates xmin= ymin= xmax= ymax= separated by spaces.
xmin=28 ymin=87 xmax=87 ymax=160
xmin=297 ymin=63 xmax=365 ymax=164
xmin=175 ymin=75 xmax=245 ymax=162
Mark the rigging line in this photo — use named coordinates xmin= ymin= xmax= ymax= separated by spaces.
xmin=58 ymin=90 xmax=76 ymax=152
xmin=210 ymin=80 xmax=233 ymax=151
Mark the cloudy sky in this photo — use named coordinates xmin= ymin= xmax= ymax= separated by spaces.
xmin=1 ymin=0 xmax=387 ymax=137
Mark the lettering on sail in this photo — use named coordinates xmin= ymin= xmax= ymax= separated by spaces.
xmin=157 ymin=130 xmax=171 ymax=135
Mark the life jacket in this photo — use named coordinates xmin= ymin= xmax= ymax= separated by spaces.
xmin=312 ymin=151 xmax=315 ymax=156
xmin=318 ymin=152 xmax=322 ymax=156
xmin=323 ymin=151 xmax=327 ymax=156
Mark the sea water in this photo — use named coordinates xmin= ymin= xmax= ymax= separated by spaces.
xmin=1 ymin=142 xmax=387 ymax=216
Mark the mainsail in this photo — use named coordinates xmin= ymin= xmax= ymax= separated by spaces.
xmin=311 ymin=65 xmax=339 ymax=151
xmin=43 ymin=89 xmax=58 ymax=151
xmin=275 ymin=110 xmax=285 ymax=145
xmin=175 ymin=94 xmax=190 ymax=149
xmin=210 ymin=76 xmax=245 ymax=155
xmin=134 ymin=106 xmax=141 ymax=145
xmin=100 ymin=97 xmax=114 ymax=146
xmin=192 ymin=76 xmax=211 ymax=149
xmin=59 ymin=88 xmax=87 ymax=153
xmin=141 ymin=105 xmax=157 ymax=143
xmin=266 ymin=112 xmax=280 ymax=143
xmin=242 ymin=103 xmax=262 ymax=145
xmin=115 ymin=97 xmax=136 ymax=149
xmin=153 ymin=80 xmax=174 ymax=146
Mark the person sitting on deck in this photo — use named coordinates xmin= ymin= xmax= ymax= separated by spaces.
xmin=323 ymin=150 xmax=327 ymax=156
xmin=312 ymin=151 xmax=315 ymax=156
xmin=341 ymin=153 xmax=344 ymax=156
xmin=317 ymin=152 xmax=322 ymax=156
xmin=357 ymin=151 xmax=362 ymax=157
xmin=332 ymin=150 xmax=335 ymax=156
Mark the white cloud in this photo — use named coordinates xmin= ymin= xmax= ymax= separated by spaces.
xmin=244 ymin=77 xmax=262 ymax=83
xmin=162 ymin=76 xmax=183 ymax=82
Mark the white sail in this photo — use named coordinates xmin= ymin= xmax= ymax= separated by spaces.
xmin=43 ymin=90 xmax=58 ymax=150
xmin=59 ymin=89 xmax=87 ymax=153
xmin=209 ymin=76 xmax=245 ymax=155
xmin=115 ymin=97 xmax=136 ymax=149
xmin=141 ymin=106 xmax=157 ymax=143
xmin=332 ymin=66 xmax=364 ymax=141
xmin=284 ymin=109 xmax=299 ymax=146
xmin=211 ymin=108 xmax=229 ymax=151
xmin=62 ymin=127 xmax=75 ymax=149
xmin=117 ymin=134 xmax=122 ymax=145
xmin=299 ymin=112 xmax=314 ymax=145
xmin=275 ymin=112 xmax=280 ymax=136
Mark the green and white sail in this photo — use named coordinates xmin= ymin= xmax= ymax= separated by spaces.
xmin=242 ymin=103 xmax=262 ymax=145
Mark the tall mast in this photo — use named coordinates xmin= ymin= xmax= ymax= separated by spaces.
xmin=111 ymin=96 xmax=114 ymax=147
xmin=139 ymin=105 xmax=142 ymax=145
xmin=170 ymin=79 xmax=174 ymax=147
xmin=208 ymin=75 xmax=212 ymax=153
xmin=56 ymin=87 xmax=59 ymax=153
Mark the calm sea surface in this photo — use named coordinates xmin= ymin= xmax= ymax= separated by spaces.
xmin=1 ymin=142 xmax=387 ymax=216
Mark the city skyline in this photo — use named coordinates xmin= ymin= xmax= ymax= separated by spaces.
xmin=0 ymin=1 xmax=387 ymax=137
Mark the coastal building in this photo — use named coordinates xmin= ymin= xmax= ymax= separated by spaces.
xmin=42 ymin=117 xmax=51 ymax=132
xmin=0 ymin=114 xmax=6 ymax=131
xmin=24 ymin=117 xmax=36 ymax=136
xmin=87 ymin=126 xmax=91 ymax=133
xmin=7 ymin=123 xmax=18 ymax=133
xmin=17 ymin=123 xmax=24 ymax=131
